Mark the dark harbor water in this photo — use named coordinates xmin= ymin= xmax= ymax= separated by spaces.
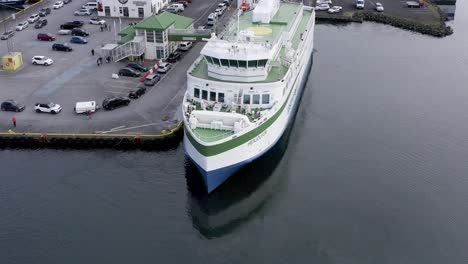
xmin=1 ymin=3 xmax=468 ymax=264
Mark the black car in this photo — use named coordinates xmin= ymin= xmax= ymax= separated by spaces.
xmin=1 ymin=100 xmax=25 ymax=112
xmin=39 ymin=8 xmax=51 ymax=17
xmin=34 ymin=19 xmax=48 ymax=29
xmin=166 ymin=52 xmax=181 ymax=63
xmin=63 ymin=0 xmax=72 ymax=4
xmin=129 ymin=87 xmax=147 ymax=99
xmin=60 ymin=21 xmax=83 ymax=29
xmin=70 ymin=20 xmax=84 ymax=27
xmin=52 ymin=43 xmax=73 ymax=52
xmin=143 ymin=73 xmax=160 ymax=86
xmin=118 ymin=68 xmax=141 ymax=77
xmin=126 ymin=62 xmax=148 ymax=72
xmin=102 ymin=97 xmax=130 ymax=110
xmin=71 ymin=28 xmax=89 ymax=36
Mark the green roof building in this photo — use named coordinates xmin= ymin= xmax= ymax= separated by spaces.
xmin=118 ymin=12 xmax=194 ymax=60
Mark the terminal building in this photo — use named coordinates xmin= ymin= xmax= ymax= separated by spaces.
xmin=96 ymin=0 xmax=169 ymax=18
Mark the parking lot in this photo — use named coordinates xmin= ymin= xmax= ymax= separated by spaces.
xmin=0 ymin=0 xmax=233 ymax=134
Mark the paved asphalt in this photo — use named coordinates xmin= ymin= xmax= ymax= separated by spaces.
xmin=0 ymin=0 xmax=232 ymax=135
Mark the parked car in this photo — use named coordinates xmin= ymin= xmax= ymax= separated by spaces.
xmin=316 ymin=0 xmax=332 ymax=4
xmin=223 ymin=0 xmax=230 ymax=5
xmin=70 ymin=36 xmax=88 ymax=44
xmin=53 ymin=1 xmax=64 ymax=9
xmin=52 ymin=43 xmax=73 ymax=51
xmin=71 ymin=28 xmax=89 ymax=36
xmin=70 ymin=20 xmax=84 ymax=27
xmin=37 ymin=33 xmax=56 ymax=41
xmin=32 ymin=55 xmax=53 ymax=66
xmin=60 ymin=23 xmax=76 ymax=30
xmin=39 ymin=8 xmax=51 ymax=17
xmin=63 ymin=0 xmax=72 ymax=4
xmin=315 ymin=3 xmax=330 ymax=10
xmin=166 ymin=52 xmax=181 ymax=63
xmin=118 ymin=68 xmax=141 ymax=77
xmin=74 ymin=9 xmax=91 ymax=16
xmin=35 ymin=102 xmax=62 ymax=114
xmin=143 ymin=73 xmax=160 ymax=86
xmin=74 ymin=101 xmax=99 ymax=114
xmin=178 ymin=41 xmax=192 ymax=51
xmin=157 ymin=62 xmax=171 ymax=73
xmin=356 ymin=0 xmax=365 ymax=9
xmin=169 ymin=3 xmax=184 ymax=12
xmin=166 ymin=7 xmax=178 ymax=13
xmin=34 ymin=19 xmax=48 ymax=29
xmin=215 ymin=8 xmax=223 ymax=16
xmin=1 ymin=100 xmax=25 ymax=112
xmin=129 ymin=87 xmax=147 ymax=98
xmin=27 ymin=14 xmax=40 ymax=23
xmin=82 ymin=2 xmax=98 ymax=11
xmin=177 ymin=1 xmax=188 ymax=7
xmin=89 ymin=18 xmax=105 ymax=25
xmin=218 ymin=2 xmax=227 ymax=10
xmin=57 ymin=29 xmax=72 ymax=35
xmin=375 ymin=2 xmax=384 ymax=11
xmin=102 ymin=97 xmax=130 ymax=110
xmin=16 ymin=21 xmax=29 ymax=31
xmin=327 ymin=6 xmax=342 ymax=13
xmin=126 ymin=62 xmax=148 ymax=72
xmin=1 ymin=31 xmax=15 ymax=40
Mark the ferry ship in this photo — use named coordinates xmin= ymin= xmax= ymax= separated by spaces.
xmin=0 ymin=0 xmax=26 ymax=7
xmin=182 ymin=0 xmax=315 ymax=192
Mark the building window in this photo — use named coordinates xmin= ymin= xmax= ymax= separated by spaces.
xmin=258 ymin=59 xmax=267 ymax=67
xmin=212 ymin=58 xmax=220 ymax=66
xmin=218 ymin=93 xmax=225 ymax=102
xmin=248 ymin=60 xmax=257 ymax=68
xmin=262 ymin=94 xmax=270 ymax=104
xmin=202 ymin=90 xmax=208 ymax=100
xmin=209 ymin=91 xmax=216 ymax=101
xmin=138 ymin=7 xmax=144 ymax=18
xmin=155 ymin=31 xmax=163 ymax=43
xmin=146 ymin=30 xmax=154 ymax=42
xmin=238 ymin=60 xmax=247 ymax=68
xmin=243 ymin=94 xmax=250 ymax=104
xmin=229 ymin=60 xmax=238 ymax=67
xmin=253 ymin=94 xmax=260 ymax=104
xmin=220 ymin=59 xmax=229 ymax=67
xmin=194 ymin=88 xmax=200 ymax=98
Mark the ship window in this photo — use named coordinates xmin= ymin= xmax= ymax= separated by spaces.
xmin=258 ymin=59 xmax=267 ymax=67
xmin=205 ymin=56 xmax=213 ymax=64
xmin=210 ymin=91 xmax=216 ymax=101
xmin=253 ymin=94 xmax=260 ymax=104
xmin=220 ymin=59 xmax=229 ymax=67
xmin=248 ymin=60 xmax=257 ymax=68
xmin=238 ymin=60 xmax=247 ymax=68
xmin=194 ymin=88 xmax=200 ymax=98
xmin=202 ymin=90 xmax=208 ymax=100
xmin=243 ymin=94 xmax=251 ymax=104
xmin=218 ymin=93 xmax=225 ymax=103
xmin=212 ymin=58 xmax=221 ymax=66
xmin=229 ymin=60 xmax=238 ymax=68
xmin=262 ymin=94 xmax=270 ymax=104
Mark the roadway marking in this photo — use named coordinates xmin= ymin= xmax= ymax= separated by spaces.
xmin=95 ymin=121 xmax=168 ymax=134
xmin=111 ymin=125 xmax=126 ymax=131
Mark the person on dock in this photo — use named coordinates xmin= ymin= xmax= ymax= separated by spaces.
xmin=91 ymin=49 xmax=95 ymax=56
xmin=104 ymin=23 xmax=107 ymax=30
xmin=11 ymin=116 xmax=16 ymax=127
xmin=100 ymin=26 xmax=103 ymax=32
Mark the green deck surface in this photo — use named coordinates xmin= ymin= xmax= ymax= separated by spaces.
xmin=192 ymin=128 xmax=234 ymax=143
xmin=292 ymin=10 xmax=312 ymax=49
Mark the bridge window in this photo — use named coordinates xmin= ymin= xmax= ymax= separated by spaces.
xmin=253 ymin=94 xmax=260 ymax=104
xmin=202 ymin=90 xmax=208 ymax=100
xmin=220 ymin=59 xmax=229 ymax=67
xmin=258 ymin=59 xmax=267 ymax=67
xmin=212 ymin=58 xmax=221 ymax=66
xmin=205 ymin=56 xmax=213 ymax=64
xmin=248 ymin=60 xmax=257 ymax=68
xmin=229 ymin=60 xmax=238 ymax=68
xmin=262 ymin=94 xmax=270 ymax=104
xmin=238 ymin=60 xmax=247 ymax=68
xmin=194 ymin=88 xmax=200 ymax=98
xmin=146 ymin=30 xmax=154 ymax=42
xmin=210 ymin=91 xmax=216 ymax=101
xmin=243 ymin=94 xmax=250 ymax=104
xmin=218 ymin=93 xmax=225 ymax=103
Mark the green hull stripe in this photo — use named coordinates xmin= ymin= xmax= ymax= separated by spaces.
xmin=186 ymin=77 xmax=297 ymax=157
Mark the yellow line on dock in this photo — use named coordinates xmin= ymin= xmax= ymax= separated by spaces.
xmin=111 ymin=125 xmax=126 ymax=131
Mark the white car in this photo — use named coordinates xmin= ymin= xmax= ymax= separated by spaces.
xmin=74 ymin=101 xmax=99 ymax=114
xmin=89 ymin=18 xmax=105 ymax=25
xmin=375 ymin=2 xmax=384 ymax=11
xmin=53 ymin=1 xmax=64 ymax=9
xmin=315 ymin=3 xmax=330 ymax=10
xmin=327 ymin=6 xmax=342 ymax=13
xmin=215 ymin=8 xmax=224 ymax=16
xmin=27 ymin=14 xmax=40 ymax=23
xmin=157 ymin=62 xmax=172 ymax=73
xmin=317 ymin=0 xmax=332 ymax=5
xmin=32 ymin=56 xmax=53 ymax=66
xmin=16 ymin=21 xmax=29 ymax=31
xmin=218 ymin=2 xmax=227 ymax=12
xmin=74 ymin=9 xmax=91 ymax=16
xmin=35 ymin=102 xmax=62 ymax=114
xmin=58 ymin=29 xmax=72 ymax=35
xmin=178 ymin=41 xmax=192 ymax=51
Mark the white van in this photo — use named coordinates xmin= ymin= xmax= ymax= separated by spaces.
xmin=169 ymin=3 xmax=184 ymax=12
xmin=74 ymin=101 xmax=99 ymax=114
xmin=207 ymin=13 xmax=217 ymax=26
xmin=82 ymin=2 xmax=97 ymax=11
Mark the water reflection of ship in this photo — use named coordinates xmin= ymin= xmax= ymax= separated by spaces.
xmin=185 ymin=119 xmax=295 ymax=238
